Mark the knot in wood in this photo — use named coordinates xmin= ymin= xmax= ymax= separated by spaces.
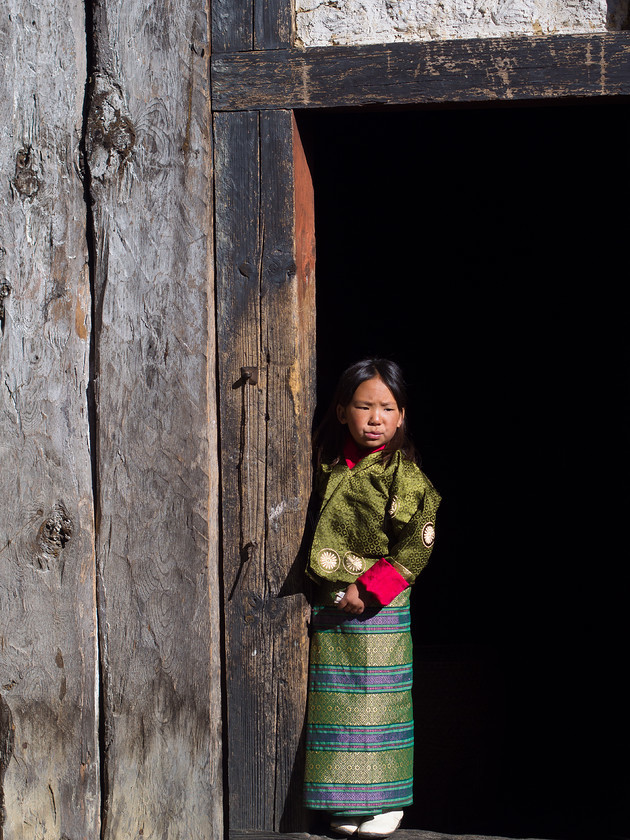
xmin=87 ymin=76 xmax=136 ymax=181
xmin=37 ymin=502 xmax=73 ymax=563
xmin=13 ymin=147 xmax=41 ymax=197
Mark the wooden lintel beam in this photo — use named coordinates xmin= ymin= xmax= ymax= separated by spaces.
xmin=211 ymin=31 xmax=630 ymax=111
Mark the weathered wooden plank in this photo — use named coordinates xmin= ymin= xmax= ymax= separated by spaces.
xmin=211 ymin=31 xmax=630 ymax=110
xmin=212 ymin=0 xmax=254 ymax=52
xmin=212 ymin=0 xmax=293 ymax=52
xmin=0 ymin=1 xmax=99 ymax=838
xmin=86 ymin=0 xmax=222 ymax=836
xmin=214 ymin=109 xmax=315 ymax=830
xmin=213 ymin=111 xmax=266 ymax=618
xmin=259 ymin=110 xmax=313 ymax=829
xmin=213 ymin=109 xmax=271 ymax=831
xmin=255 ymin=0 xmax=294 ymax=50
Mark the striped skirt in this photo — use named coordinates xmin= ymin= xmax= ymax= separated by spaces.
xmin=304 ymin=587 xmax=413 ymax=816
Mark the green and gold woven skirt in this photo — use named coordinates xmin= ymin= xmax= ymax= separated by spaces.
xmin=304 ymin=586 xmax=413 ymax=816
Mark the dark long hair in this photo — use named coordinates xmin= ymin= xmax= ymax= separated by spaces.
xmin=313 ymin=358 xmax=417 ymax=468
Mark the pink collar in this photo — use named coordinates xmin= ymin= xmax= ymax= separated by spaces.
xmin=343 ymin=436 xmax=385 ymax=469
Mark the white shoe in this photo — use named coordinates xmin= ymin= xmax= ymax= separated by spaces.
xmin=330 ymin=816 xmax=361 ymax=836
xmin=358 ymin=810 xmax=404 ymax=837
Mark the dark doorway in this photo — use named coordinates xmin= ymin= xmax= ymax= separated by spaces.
xmin=297 ymin=103 xmax=630 ymax=840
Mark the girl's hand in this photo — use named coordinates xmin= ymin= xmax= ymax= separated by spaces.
xmin=337 ymin=583 xmax=369 ymax=615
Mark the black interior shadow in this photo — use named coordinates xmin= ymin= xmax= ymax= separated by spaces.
xmin=297 ymin=101 xmax=630 ymax=840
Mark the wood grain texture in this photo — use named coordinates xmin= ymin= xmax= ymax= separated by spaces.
xmin=212 ymin=0 xmax=254 ymax=52
xmin=211 ymin=0 xmax=293 ymax=52
xmin=211 ymin=31 xmax=630 ymax=110
xmin=86 ymin=0 xmax=222 ymax=836
xmin=214 ymin=109 xmax=315 ymax=831
xmin=0 ymin=1 xmax=99 ymax=838
xmin=255 ymin=0 xmax=294 ymax=50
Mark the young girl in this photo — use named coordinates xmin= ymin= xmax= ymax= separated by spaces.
xmin=304 ymin=359 xmax=441 ymax=838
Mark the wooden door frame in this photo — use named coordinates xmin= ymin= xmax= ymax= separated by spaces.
xmin=211 ymin=4 xmax=630 ymax=832
xmin=212 ymin=31 xmax=630 ymax=111
xmin=213 ymin=108 xmax=315 ymax=832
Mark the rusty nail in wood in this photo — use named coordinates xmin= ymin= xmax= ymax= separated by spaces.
xmin=241 ymin=366 xmax=258 ymax=385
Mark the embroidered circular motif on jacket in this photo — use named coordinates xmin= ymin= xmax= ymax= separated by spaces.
xmin=422 ymin=522 xmax=436 ymax=547
xmin=388 ymin=496 xmax=399 ymax=516
xmin=317 ymin=548 xmax=340 ymax=572
xmin=343 ymin=552 xmax=365 ymax=575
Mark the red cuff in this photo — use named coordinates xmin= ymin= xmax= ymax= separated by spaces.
xmin=358 ymin=558 xmax=409 ymax=607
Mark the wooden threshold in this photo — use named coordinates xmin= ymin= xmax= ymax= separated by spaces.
xmin=230 ymin=830 xmax=553 ymax=840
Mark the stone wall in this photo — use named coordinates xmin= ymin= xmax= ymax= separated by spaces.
xmin=295 ymin=0 xmax=629 ymax=46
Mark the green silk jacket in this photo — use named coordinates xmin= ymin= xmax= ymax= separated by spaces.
xmin=307 ymin=448 xmax=441 ymax=586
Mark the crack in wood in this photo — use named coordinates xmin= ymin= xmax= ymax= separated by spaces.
xmin=80 ymin=21 xmax=109 ymax=834
xmin=0 ymin=694 xmax=15 ymax=840
xmin=0 ymin=282 xmax=10 ymax=334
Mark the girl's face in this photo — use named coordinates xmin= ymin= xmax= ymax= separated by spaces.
xmin=336 ymin=375 xmax=404 ymax=450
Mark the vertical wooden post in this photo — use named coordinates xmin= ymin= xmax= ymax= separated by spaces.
xmin=214 ymin=109 xmax=315 ymax=830
xmin=86 ymin=0 xmax=223 ymax=837
xmin=0 ymin=1 xmax=99 ymax=838
xmin=211 ymin=0 xmax=313 ymax=826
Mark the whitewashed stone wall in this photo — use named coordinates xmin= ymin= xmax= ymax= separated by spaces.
xmin=295 ymin=0 xmax=629 ymax=47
